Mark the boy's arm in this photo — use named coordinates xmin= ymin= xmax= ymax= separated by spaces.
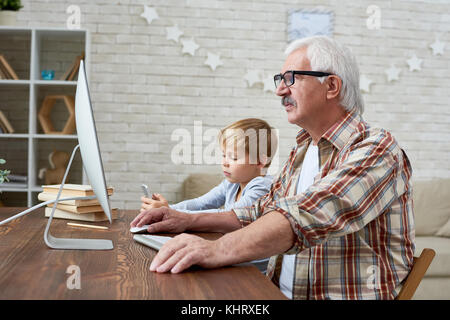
xmin=184 ymin=177 xmax=272 ymax=214
xmin=132 ymin=177 xmax=275 ymax=233
xmin=170 ymin=180 xmax=226 ymax=211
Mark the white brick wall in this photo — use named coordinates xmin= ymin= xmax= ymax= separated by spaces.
xmin=14 ymin=0 xmax=450 ymax=210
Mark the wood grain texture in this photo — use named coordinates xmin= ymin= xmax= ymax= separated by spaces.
xmin=0 ymin=207 xmax=287 ymax=300
xmin=396 ymin=248 xmax=436 ymax=300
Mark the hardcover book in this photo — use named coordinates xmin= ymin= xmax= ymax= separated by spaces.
xmin=38 ymin=192 xmax=100 ymax=206
xmin=44 ymin=207 xmax=118 ymax=222
xmin=41 ymin=184 xmax=114 ymax=196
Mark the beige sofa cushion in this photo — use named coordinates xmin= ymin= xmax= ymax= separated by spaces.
xmin=415 ymin=236 xmax=450 ymax=277
xmin=413 ymin=277 xmax=450 ymax=300
xmin=436 ymin=218 xmax=450 ymax=237
xmin=413 ymin=179 xmax=450 ymax=236
xmin=182 ymin=173 xmax=223 ymax=201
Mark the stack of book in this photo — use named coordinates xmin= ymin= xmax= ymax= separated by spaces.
xmin=39 ymin=184 xmax=118 ymax=222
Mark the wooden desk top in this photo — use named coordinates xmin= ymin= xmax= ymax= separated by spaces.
xmin=0 ymin=207 xmax=286 ymax=300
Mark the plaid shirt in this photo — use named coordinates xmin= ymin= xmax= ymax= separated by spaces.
xmin=233 ymin=111 xmax=415 ymax=300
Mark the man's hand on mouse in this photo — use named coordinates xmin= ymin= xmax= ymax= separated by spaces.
xmin=130 ymin=206 xmax=192 ymax=233
xmin=149 ymin=233 xmax=226 ymax=273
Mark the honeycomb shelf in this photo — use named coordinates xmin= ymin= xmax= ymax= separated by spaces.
xmin=0 ymin=26 xmax=89 ymax=206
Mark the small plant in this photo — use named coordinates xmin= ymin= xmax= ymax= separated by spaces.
xmin=0 ymin=0 xmax=23 ymax=11
xmin=0 ymin=159 xmax=10 ymax=184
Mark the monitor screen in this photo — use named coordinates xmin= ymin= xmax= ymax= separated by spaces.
xmin=75 ymin=60 xmax=112 ymax=223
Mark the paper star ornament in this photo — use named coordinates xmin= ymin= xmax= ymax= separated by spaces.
xmin=430 ymin=38 xmax=445 ymax=56
xmin=385 ymin=64 xmax=401 ymax=82
xmin=406 ymin=54 xmax=422 ymax=72
xmin=263 ymin=74 xmax=276 ymax=92
xmin=244 ymin=70 xmax=262 ymax=87
xmin=181 ymin=38 xmax=200 ymax=56
xmin=140 ymin=6 xmax=159 ymax=24
xmin=166 ymin=25 xmax=183 ymax=43
xmin=204 ymin=52 xmax=223 ymax=71
xmin=360 ymin=75 xmax=373 ymax=93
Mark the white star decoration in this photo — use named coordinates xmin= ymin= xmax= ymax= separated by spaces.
xmin=166 ymin=25 xmax=183 ymax=43
xmin=140 ymin=5 xmax=159 ymax=24
xmin=406 ymin=54 xmax=422 ymax=72
xmin=385 ymin=64 xmax=401 ymax=82
xmin=263 ymin=74 xmax=276 ymax=92
xmin=360 ymin=75 xmax=373 ymax=93
xmin=244 ymin=70 xmax=262 ymax=87
xmin=204 ymin=52 xmax=223 ymax=71
xmin=430 ymin=38 xmax=445 ymax=56
xmin=181 ymin=38 xmax=200 ymax=56
xmin=140 ymin=7 xmax=448 ymax=92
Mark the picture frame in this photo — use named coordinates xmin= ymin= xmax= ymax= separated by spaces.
xmin=287 ymin=8 xmax=334 ymax=42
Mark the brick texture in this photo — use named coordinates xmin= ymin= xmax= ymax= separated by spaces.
xmin=12 ymin=0 xmax=450 ymax=209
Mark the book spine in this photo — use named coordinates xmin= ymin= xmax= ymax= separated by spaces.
xmin=42 ymin=189 xmax=94 ymax=196
xmin=49 ymin=203 xmax=103 ymax=213
xmin=44 ymin=207 xmax=113 ymax=222
xmin=37 ymin=193 xmax=100 ymax=206
xmin=42 ymin=188 xmax=113 ymax=196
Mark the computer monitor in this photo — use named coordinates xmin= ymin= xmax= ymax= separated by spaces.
xmin=0 ymin=59 xmax=113 ymax=250
xmin=75 ymin=60 xmax=112 ymax=223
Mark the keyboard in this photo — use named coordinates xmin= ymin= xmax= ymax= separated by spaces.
xmin=133 ymin=234 xmax=172 ymax=251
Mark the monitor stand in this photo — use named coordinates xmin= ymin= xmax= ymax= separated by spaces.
xmin=43 ymin=144 xmax=113 ymax=250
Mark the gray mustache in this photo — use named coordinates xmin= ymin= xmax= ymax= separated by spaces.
xmin=282 ymin=96 xmax=296 ymax=107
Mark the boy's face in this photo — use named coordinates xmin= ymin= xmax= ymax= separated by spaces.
xmin=221 ymin=145 xmax=262 ymax=185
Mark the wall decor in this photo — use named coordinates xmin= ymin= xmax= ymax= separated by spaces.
xmin=287 ymin=8 xmax=334 ymax=42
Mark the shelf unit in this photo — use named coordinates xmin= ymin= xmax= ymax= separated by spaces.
xmin=0 ymin=26 xmax=90 ymax=207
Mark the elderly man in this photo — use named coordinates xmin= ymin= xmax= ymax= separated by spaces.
xmin=131 ymin=36 xmax=415 ymax=300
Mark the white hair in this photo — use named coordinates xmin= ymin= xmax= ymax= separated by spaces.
xmin=285 ymin=36 xmax=364 ymax=115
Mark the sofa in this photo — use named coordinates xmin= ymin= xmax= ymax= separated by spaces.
xmin=411 ymin=179 xmax=450 ymax=300
xmin=181 ymin=175 xmax=450 ymax=299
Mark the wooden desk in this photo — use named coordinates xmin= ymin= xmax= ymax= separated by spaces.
xmin=0 ymin=207 xmax=286 ymax=300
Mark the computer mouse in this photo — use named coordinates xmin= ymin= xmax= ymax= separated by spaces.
xmin=130 ymin=225 xmax=150 ymax=234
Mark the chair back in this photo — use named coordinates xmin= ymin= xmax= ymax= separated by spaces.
xmin=396 ymin=248 xmax=435 ymax=300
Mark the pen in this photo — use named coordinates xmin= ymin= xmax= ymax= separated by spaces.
xmin=67 ymin=222 xmax=109 ymax=230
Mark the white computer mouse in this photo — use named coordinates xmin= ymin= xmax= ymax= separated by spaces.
xmin=130 ymin=225 xmax=150 ymax=234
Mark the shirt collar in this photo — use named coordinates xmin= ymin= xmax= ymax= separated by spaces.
xmin=295 ymin=111 xmax=363 ymax=151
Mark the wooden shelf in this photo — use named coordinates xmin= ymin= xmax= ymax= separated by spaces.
xmin=0 ymin=186 xmax=43 ymax=193
xmin=0 ymin=80 xmax=30 ymax=85
xmin=0 ymin=26 xmax=88 ymax=207
xmin=0 ymin=187 xmax=28 ymax=192
xmin=0 ymin=80 xmax=77 ymax=86
xmin=0 ymin=134 xmax=30 ymax=138
xmin=31 ymin=186 xmax=43 ymax=192
xmin=34 ymin=80 xmax=77 ymax=86
xmin=32 ymin=134 xmax=78 ymax=139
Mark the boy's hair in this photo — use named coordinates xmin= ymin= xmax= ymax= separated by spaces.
xmin=218 ymin=118 xmax=278 ymax=168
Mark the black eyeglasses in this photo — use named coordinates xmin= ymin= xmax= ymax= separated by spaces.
xmin=273 ymin=70 xmax=334 ymax=88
